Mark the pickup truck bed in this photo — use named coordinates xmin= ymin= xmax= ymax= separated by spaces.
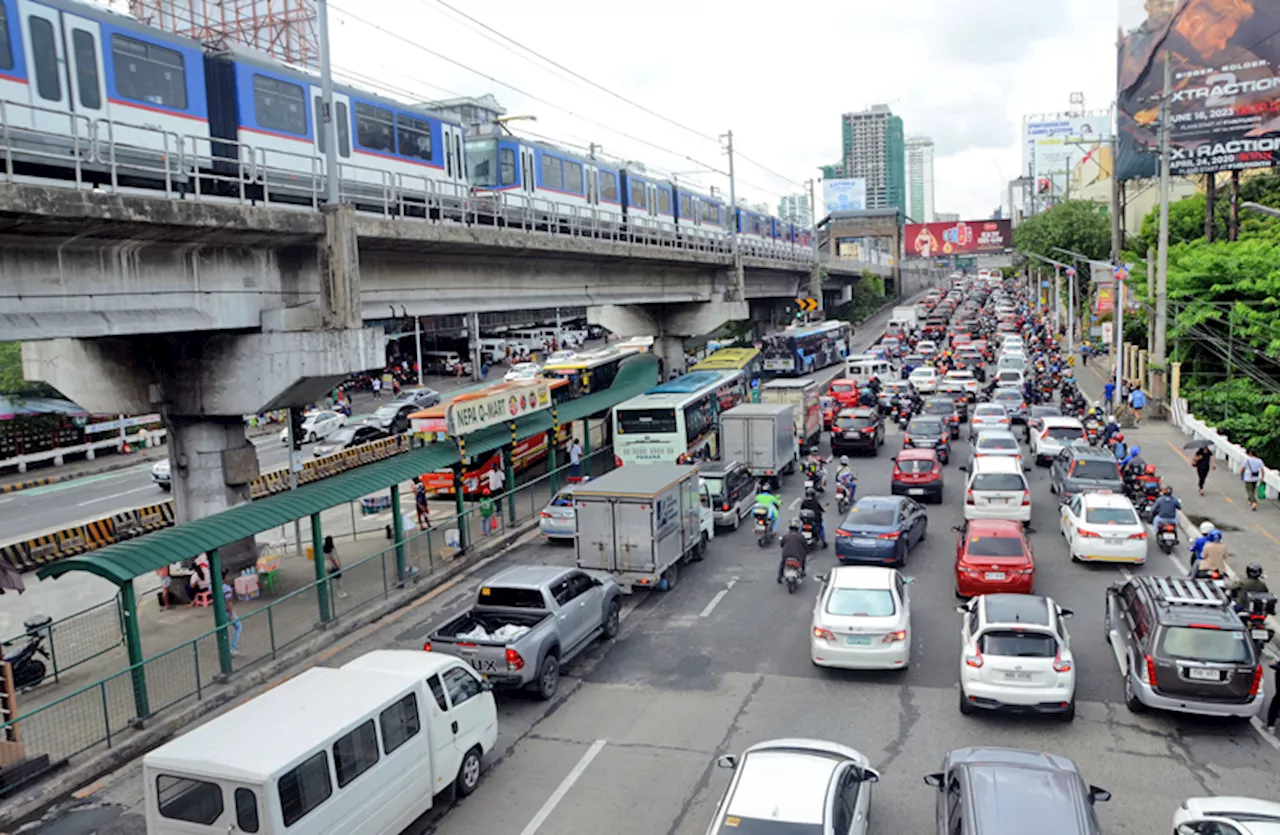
xmin=433 ymin=611 xmax=549 ymax=643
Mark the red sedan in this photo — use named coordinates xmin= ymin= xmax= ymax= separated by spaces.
xmin=827 ymin=378 xmax=860 ymax=409
xmin=891 ymin=447 xmax=943 ymax=503
xmin=954 ymin=519 xmax=1035 ymax=598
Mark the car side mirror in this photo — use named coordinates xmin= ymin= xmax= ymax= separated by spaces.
xmin=1089 ymin=786 xmax=1111 ymax=803
xmin=717 ymin=755 xmax=738 ymax=769
xmin=862 ymin=768 xmax=881 ymax=784
xmin=923 ymin=772 xmax=944 ymax=789
xmin=1023 ymin=466 xmax=1032 ymax=473
xmin=903 ymin=576 xmax=916 ymax=584
xmin=955 ymin=604 xmax=970 ymax=614
xmin=813 ymin=573 xmax=828 ymax=584
xmin=593 ymin=577 xmax=604 ymax=587
xmin=958 ymin=465 xmax=968 ymax=472
xmin=1059 ymin=607 xmax=1074 ymax=618
xmin=480 ymin=679 xmax=494 ymax=692
xmin=951 ymin=525 xmax=965 ymax=533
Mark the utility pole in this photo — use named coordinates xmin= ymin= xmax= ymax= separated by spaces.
xmin=470 ymin=312 xmax=483 ymax=381
xmin=1066 ymin=266 xmax=1075 ymax=354
xmin=1153 ymin=55 xmax=1172 ymax=403
xmin=414 ymin=317 xmax=423 ymax=386
xmin=1109 ymin=104 xmax=1122 ymax=263
xmin=1053 ymin=263 xmax=1061 ymax=333
xmin=722 ymin=130 xmax=743 ymax=301
xmin=317 ymin=0 xmax=340 ymax=205
xmin=805 ymin=178 xmax=821 ymax=304
xmin=287 ymin=409 xmax=303 ymax=560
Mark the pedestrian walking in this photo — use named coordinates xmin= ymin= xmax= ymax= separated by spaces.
xmin=1128 ymin=386 xmax=1148 ymax=425
xmin=324 ymin=535 xmax=346 ymax=598
xmin=1104 ymin=379 xmax=1115 ymax=405
xmin=222 ymin=585 xmax=242 ymax=655
xmin=569 ymin=438 xmax=584 ymax=479
xmin=392 ymin=377 xmax=401 ymax=397
xmin=371 ymin=377 xmax=382 ymax=400
xmin=414 ymin=481 xmax=431 ymax=529
xmin=455 ymin=361 xmax=464 ymax=381
xmin=486 ymin=465 xmax=505 ymax=515
xmin=481 ymin=362 xmax=489 ymax=379
xmin=1242 ymin=449 xmax=1266 ymax=511
xmin=479 ymin=490 xmax=495 ymax=536
xmin=1192 ymin=445 xmax=1214 ymax=496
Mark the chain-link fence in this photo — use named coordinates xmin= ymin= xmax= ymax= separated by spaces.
xmin=1 ymin=595 xmax=124 ymax=682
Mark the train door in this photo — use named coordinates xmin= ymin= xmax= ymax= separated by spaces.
xmin=310 ymin=88 xmax=351 ymax=188
xmin=646 ymin=182 xmax=657 ymax=218
xmin=20 ymin=1 xmax=69 ymax=131
xmin=584 ymin=163 xmax=598 ymax=206
xmin=521 ymin=145 xmax=536 ymax=197
xmin=62 ymin=12 xmax=106 ymax=129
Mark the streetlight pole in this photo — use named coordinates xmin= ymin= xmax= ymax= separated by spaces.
xmin=721 ymin=130 xmax=743 ymax=301
xmin=1153 ymin=55 xmax=1173 ymax=397
xmin=317 ymin=0 xmax=340 ymax=205
xmin=414 ymin=317 xmax=423 ymax=386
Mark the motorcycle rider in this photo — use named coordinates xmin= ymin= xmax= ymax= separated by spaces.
xmin=1111 ymin=433 xmax=1128 ymax=461
xmin=776 ymin=518 xmax=808 ymax=584
xmin=1193 ymin=529 xmax=1229 ymax=577
xmin=800 ymin=487 xmax=828 ymax=548
xmin=867 ymin=376 xmax=883 ymax=397
xmin=754 ymin=485 xmax=782 ymax=534
xmin=1189 ymin=520 xmax=1215 ymax=568
xmin=835 ymin=455 xmax=852 ymax=485
xmin=1228 ymin=563 xmax=1270 ymax=602
xmin=1151 ymin=486 xmax=1182 ymax=531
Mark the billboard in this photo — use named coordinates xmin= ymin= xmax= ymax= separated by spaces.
xmin=822 ymin=178 xmax=867 ymax=213
xmin=1117 ymin=0 xmax=1280 ymax=180
xmin=1022 ymin=114 xmax=1114 ymax=201
xmin=904 ymin=220 xmax=1012 ymax=259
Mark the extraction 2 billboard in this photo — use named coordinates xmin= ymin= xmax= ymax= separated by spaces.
xmin=904 ymin=220 xmax=1012 ymax=259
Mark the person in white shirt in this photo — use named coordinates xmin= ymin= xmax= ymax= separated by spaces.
xmin=487 ymin=465 xmax=505 ymax=514
xmin=569 ymin=439 xmax=584 ymax=478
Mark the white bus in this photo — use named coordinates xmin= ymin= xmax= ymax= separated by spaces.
xmin=143 ymin=651 xmax=497 ymax=835
xmin=612 ymin=370 xmax=747 ymax=465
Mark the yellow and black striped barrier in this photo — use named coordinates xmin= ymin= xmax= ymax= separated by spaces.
xmin=0 ymin=542 xmax=31 ymax=572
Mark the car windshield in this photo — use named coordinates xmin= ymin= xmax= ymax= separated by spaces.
xmin=978 ymin=436 xmax=1018 ymax=451
xmin=992 ymin=390 xmax=1022 ymax=402
xmin=897 ymin=458 xmax=934 ymax=474
xmin=845 ymin=505 xmax=897 ymax=527
xmin=373 ymin=406 xmax=399 ymax=419
xmin=1085 ymin=507 xmax=1138 ymax=525
xmin=830 ymin=383 xmax=854 ymax=393
xmin=967 ymin=536 xmax=1026 ymax=558
xmin=1046 ymin=426 xmax=1085 ymax=440
xmin=701 ymin=477 xmax=725 ymax=496
xmin=972 ymin=473 xmax=1025 ymax=491
xmin=826 ymin=588 xmax=896 ymax=617
xmin=1159 ymin=626 xmax=1251 ymax=663
xmin=479 ymin=586 xmax=544 ymax=608
xmin=617 ymin=408 xmax=677 ymax=434
xmin=549 ymin=492 xmax=574 ymax=508
xmin=908 ymin=419 xmax=943 ymax=435
xmin=327 ymin=428 xmax=357 ymax=444
xmin=979 ymin=630 xmax=1057 ymax=657
xmin=923 ymin=402 xmax=953 ymax=415
xmin=1070 ymin=460 xmax=1120 ymax=480
xmin=911 ymin=370 xmax=934 ymax=379
xmin=974 ymin=406 xmax=1007 ymax=418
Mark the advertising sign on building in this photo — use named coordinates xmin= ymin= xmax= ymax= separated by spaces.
xmin=1095 ymin=286 xmax=1116 ymax=314
xmin=822 ymin=178 xmax=868 ymax=213
xmin=1117 ymin=0 xmax=1280 ymax=180
xmin=446 ymin=382 xmax=552 ymax=436
xmin=904 ymin=219 xmax=1011 ymax=258
xmin=1022 ymin=113 xmax=1113 ymax=200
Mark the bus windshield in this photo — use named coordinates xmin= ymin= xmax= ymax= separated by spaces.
xmin=616 ymin=408 xmax=677 ymax=435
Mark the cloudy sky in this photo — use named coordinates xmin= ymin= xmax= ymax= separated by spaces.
xmin=318 ymin=0 xmax=1119 ymax=219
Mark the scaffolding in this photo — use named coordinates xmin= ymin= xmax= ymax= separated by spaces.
xmin=128 ymin=0 xmax=319 ymax=69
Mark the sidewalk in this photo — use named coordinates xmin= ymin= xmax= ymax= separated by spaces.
xmin=0 ymin=444 xmax=167 ymax=492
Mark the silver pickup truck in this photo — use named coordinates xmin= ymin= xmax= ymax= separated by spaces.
xmin=424 ymin=565 xmax=623 ymax=700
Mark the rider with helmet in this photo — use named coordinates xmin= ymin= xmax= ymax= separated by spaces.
xmin=777 ymin=518 xmax=808 ymax=584
xmin=1229 ymin=563 xmax=1270 ymax=600
xmin=1194 ymin=528 xmax=1229 ymax=577
xmin=754 ymin=484 xmax=783 ymax=533
xmin=800 ymin=487 xmax=828 ymax=548
xmin=1151 ymin=486 xmax=1182 ymax=531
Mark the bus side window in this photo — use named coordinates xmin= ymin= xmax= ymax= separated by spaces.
xmin=235 ymin=788 xmax=260 ymax=833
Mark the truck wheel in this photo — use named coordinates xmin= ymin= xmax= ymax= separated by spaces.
xmin=535 ymin=654 xmax=560 ymax=701
xmin=603 ymin=599 xmax=621 ymax=639
xmin=692 ymin=533 xmax=707 ymax=562
xmin=663 ymin=563 xmax=680 ymax=590
xmin=455 ymin=746 xmax=483 ymax=797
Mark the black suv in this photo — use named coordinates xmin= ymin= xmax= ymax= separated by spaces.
xmin=922 ymin=397 xmax=962 ymax=438
xmin=831 ymin=408 xmax=885 ymax=456
xmin=1105 ymin=575 xmax=1265 ymax=718
xmin=923 ymin=747 xmax=1109 ymax=835
xmin=903 ymin=416 xmax=951 ymax=464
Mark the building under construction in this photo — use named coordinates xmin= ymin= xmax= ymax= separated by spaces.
xmin=127 ymin=0 xmax=318 ymax=69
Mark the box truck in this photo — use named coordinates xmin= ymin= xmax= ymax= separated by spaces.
xmin=720 ymin=403 xmax=797 ymax=482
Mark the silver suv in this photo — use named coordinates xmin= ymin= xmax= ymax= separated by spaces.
xmin=1048 ymin=447 xmax=1124 ymax=504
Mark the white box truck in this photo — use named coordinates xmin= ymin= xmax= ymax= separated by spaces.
xmin=761 ymin=378 xmax=823 ymax=453
xmin=721 ymin=403 xmax=797 ymax=481
xmin=889 ymin=305 xmax=919 ymax=332
xmin=574 ymin=465 xmax=713 ymax=592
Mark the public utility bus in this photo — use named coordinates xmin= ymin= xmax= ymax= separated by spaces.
xmin=542 ymin=345 xmax=639 ymax=398
xmin=690 ymin=347 xmax=763 ymax=390
xmin=612 ymin=371 xmax=747 ymax=466
xmin=760 ymin=320 xmax=851 ymax=376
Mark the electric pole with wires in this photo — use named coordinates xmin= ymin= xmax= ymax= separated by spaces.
xmin=722 ymin=130 xmax=744 ymax=302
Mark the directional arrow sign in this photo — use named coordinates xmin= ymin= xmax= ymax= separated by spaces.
xmin=795 ymin=297 xmax=818 ymax=312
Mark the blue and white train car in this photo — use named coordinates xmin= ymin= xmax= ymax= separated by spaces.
xmin=465 ymin=136 xmax=622 ymax=224
xmin=673 ymin=185 xmax=727 ymax=245
xmin=734 ymin=207 xmax=773 ymax=251
xmin=620 ymin=168 xmax=676 ymax=235
xmin=0 ymin=0 xmax=209 ymax=177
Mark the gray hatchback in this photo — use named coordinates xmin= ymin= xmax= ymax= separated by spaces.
xmin=923 ymin=747 xmax=1110 ymax=835
xmin=1048 ymin=447 xmax=1124 ymax=504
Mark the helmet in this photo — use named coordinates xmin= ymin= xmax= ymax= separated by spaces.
xmin=805 ymin=487 xmax=816 ymax=499
xmin=1247 ymin=562 xmax=1264 ymax=580
xmin=1115 ymin=433 xmax=1125 ymax=442
xmin=1162 ymin=486 xmax=1173 ymax=495
xmin=1199 ymin=520 xmax=1216 ymax=536
xmin=789 ymin=517 xmax=801 ymax=531
xmin=1209 ymin=529 xmax=1223 ymax=543
xmin=840 ymin=455 xmax=849 ymax=465
xmin=1144 ymin=464 xmax=1157 ymax=475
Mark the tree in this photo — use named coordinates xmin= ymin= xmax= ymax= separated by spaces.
xmin=0 ymin=343 xmax=42 ymax=395
xmin=1012 ymin=199 xmax=1112 ymax=264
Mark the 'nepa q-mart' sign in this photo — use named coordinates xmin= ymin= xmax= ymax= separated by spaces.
xmin=446 ymin=382 xmax=553 ymax=436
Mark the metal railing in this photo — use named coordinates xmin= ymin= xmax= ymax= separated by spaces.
xmin=0 ymin=595 xmax=124 ymax=683
xmin=0 ymin=447 xmax=614 ymax=779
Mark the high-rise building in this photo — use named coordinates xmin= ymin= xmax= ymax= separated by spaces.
xmin=936 ymin=212 xmax=960 ymax=223
xmin=778 ymin=193 xmax=812 ymax=226
xmin=905 ymin=135 xmax=936 ymax=223
xmin=840 ymin=105 xmax=905 ymax=215
xmin=820 ymin=163 xmax=844 ymax=180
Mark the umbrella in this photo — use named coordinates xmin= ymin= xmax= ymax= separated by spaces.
xmin=1183 ymin=439 xmax=1214 ymax=451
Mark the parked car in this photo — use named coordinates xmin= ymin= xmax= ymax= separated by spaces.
xmin=963 ymin=456 xmax=1031 ymax=524
xmin=538 ymin=487 xmax=578 ymax=541
xmin=708 ymin=739 xmax=880 ymax=835
xmin=957 ymin=594 xmax=1077 ymax=720
xmin=811 ymin=566 xmax=913 ymax=671
xmin=312 ymin=424 xmax=391 ymax=456
xmin=698 ymin=460 xmax=757 ymax=530
xmin=1048 ymin=447 xmax=1125 ymax=504
xmin=364 ymin=400 xmax=421 ymax=435
xmin=921 ymin=398 xmax=961 ymax=439
xmin=1031 ymin=416 xmax=1087 ymax=466
xmin=903 ymin=417 xmax=951 ymax=464
xmin=1105 ymin=574 xmax=1265 ymax=718
xmin=835 ymin=496 xmax=928 ymax=567
xmin=1173 ymin=797 xmax=1280 ymax=835
xmin=969 ymin=403 xmax=1011 ymax=441
xmin=279 ymin=409 xmax=346 ymax=444
xmin=891 ymin=448 xmax=944 ymax=504
xmin=953 ymin=519 xmax=1035 ymax=598
xmin=923 ymin=748 xmax=1108 ymax=834
xmin=1060 ymin=491 xmax=1147 ymax=564
xmin=831 ymin=408 xmax=885 ymax=457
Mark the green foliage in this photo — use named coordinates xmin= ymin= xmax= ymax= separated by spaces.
xmin=1012 ymin=199 xmax=1112 ymax=264
xmin=0 ymin=343 xmax=42 ymax=395
xmin=1185 ymin=378 xmax=1280 ymax=463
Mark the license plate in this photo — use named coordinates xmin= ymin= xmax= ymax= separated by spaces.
xmin=985 ymin=571 xmax=1006 ymax=580
xmin=1004 ymin=671 xmax=1032 ymax=681
xmin=1106 ymin=539 xmax=1124 ymax=547
xmin=846 ymin=635 xmax=872 ymax=646
xmin=1188 ymin=667 xmax=1220 ymax=681
xmin=852 ymin=538 xmax=876 ymax=546
xmin=908 ymin=488 xmax=924 ymax=495
xmin=470 ymin=658 xmax=498 ymax=673
xmin=1252 ymin=628 xmax=1271 ymax=641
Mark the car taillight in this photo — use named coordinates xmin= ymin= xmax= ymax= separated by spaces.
xmin=1142 ymin=653 xmax=1157 ymax=686
xmin=1077 ymin=528 xmax=1101 ymax=538
xmin=1128 ymin=531 xmax=1147 ymax=540
xmin=540 ymin=511 xmax=553 ymax=518
xmin=1021 ymin=491 xmax=1030 ymax=506
xmin=903 ymin=436 xmax=912 ymax=444
xmin=422 ymin=641 xmax=432 ymax=652
xmin=966 ymin=489 xmax=975 ymax=505
xmin=722 ymin=503 xmax=730 ymax=512
xmin=1053 ymin=649 xmax=1072 ymax=672
xmin=506 ymin=648 xmax=525 ymax=671
xmin=813 ymin=626 xmax=835 ymax=642
xmin=892 ymin=467 xmax=902 ymax=478
xmin=883 ymin=630 xmax=907 ymax=643
xmin=965 ymin=648 xmax=983 ymax=668
xmin=1250 ymin=665 xmax=1264 ymax=696
xmin=877 ymin=531 xmax=900 ymax=539
xmin=614 ymin=455 xmax=623 ymax=467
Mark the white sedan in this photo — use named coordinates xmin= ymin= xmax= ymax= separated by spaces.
xmin=1059 ymin=491 xmax=1148 ymax=564
xmin=278 ymin=410 xmax=345 ymax=444
xmin=943 ymin=369 xmax=979 ymax=396
xmin=1030 ymin=416 xmax=1087 ymax=466
xmin=967 ymin=429 xmax=1023 ymax=471
xmin=504 ymin=362 xmax=542 ymax=382
xmin=1173 ymin=797 xmax=1280 ymax=835
xmin=908 ymin=366 xmax=938 ymax=394
xmin=811 ymin=566 xmax=912 ymax=670
xmin=969 ymin=403 xmax=1012 ymax=440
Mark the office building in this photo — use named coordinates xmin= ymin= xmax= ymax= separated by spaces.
xmin=778 ymin=193 xmax=812 ymax=226
xmin=905 ymin=135 xmax=936 ymax=223
xmin=936 ymin=212 xmax=960 ymax=223
xmin=840 ymin=105 xmax=905 ymax=215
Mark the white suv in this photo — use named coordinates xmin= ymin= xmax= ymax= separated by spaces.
xmin=908 ymin=366 xmax=938 ymax=394
xmin=1030 ymin=416 xmax=1087 ymax=466
xmin=958 ymin=593 xmax=1077 ymax=722
xmin=964 ymin=457 xmax=1031 ymax=524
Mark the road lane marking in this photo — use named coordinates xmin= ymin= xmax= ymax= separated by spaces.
xmin=699 ymin=576 xmax=739 ymax=618
xmin=519 ymin=739 xmax=607 ymax=835
xmin=788 ymin=496 xmax=802 ymax=510
xmin=76 ymin=485 xmax=154 ymax=507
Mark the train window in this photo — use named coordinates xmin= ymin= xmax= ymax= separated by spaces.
xmin=563 ymin=161 xmax=583 ymax=195
xmin=72 ymin=30 xmax=101 ymax=110
xmin=541 ymin=154 xmax=563 ymax=190
xmin=0 ymin=4 xmax=12 ymax=71
xmin=679 ymin=194 xmax=691 ymax=218
xmin=600 ymin=171 xmax=618 ymax=202
xmin=658 ymin=188 xmax=672 ymax=215
xmin=111 ymin=36 xmax=187 ymax=109
xmin=254 ymin=75 xmax=306 ymax=136
xmin=354 ymin=102 xmax=394 ymax=153
xmin=629 ymin=179 xmax=646 ymax=209
xmin=29 ymin=18 xmax=59 ymax=101
xmin=700 ymin=201 xmax=719 ymax=224
xmin=397 ymin=114 xmax=433 ymax=162
xmin=500 ymin=148 xmax=516 ymax=185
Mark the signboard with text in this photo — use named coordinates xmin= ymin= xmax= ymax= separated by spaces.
xmin=445 ymin=382 xmax=552 ymax=436
xmin=904 ymin=219 xmax=1011 ymax=258
xmin=822 ymin=178 xmax=868 ymax=214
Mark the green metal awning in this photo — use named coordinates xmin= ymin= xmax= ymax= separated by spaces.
xmin=37 ymin=444 xmax=462 ymax=586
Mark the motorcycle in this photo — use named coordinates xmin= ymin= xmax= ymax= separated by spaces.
xmin=1155 ymin=520 xmax=1179 ymax=554
xmin=4 ymin=615 xmax=52 ymax=689
xmin=1084 ymin=419 xmax=1101 ymax=446
xmin=836 ymin=478 xmax=856 ymax=514
xmin=753 ymin=506 xmax=777 ymax=548
xmin=1236 ymin=591 xmax=1278 ymax=650
xmin=799 ymin=507 xmax=820 ymax=551
xmin=782 ymin=555 xmax=805 ymax=593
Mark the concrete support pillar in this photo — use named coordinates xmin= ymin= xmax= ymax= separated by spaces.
xmin=311 ymin=513 xmax=330 ymax=623
xmin=588 ymin=297 xmax=749 ymax=381
xmin=390 ymin=483 xmax=405 ymax=582
xmin=320 ymin=204 xmax=363 ymax=330
xmin=167 ymin=418 xmax=260 ymax=568
xmin=653 ymin=336 xmax=687 ymax=380
xmin=209 ymin=547 xmax=232 ymax=676
xmin=1138 ymin=350 xmax=1148 ymax=388
xmin=1171 ymin=361 xmax=1183 ymax=402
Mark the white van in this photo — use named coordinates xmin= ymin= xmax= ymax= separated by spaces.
xmin=844 ymin=357 xmax=893 ymax=387
xmin=964 ymin=456 xmax=1031 ymax=524
xmin=478 ymin=338 xmax=508 ymax=363
xmin=143 ymin=651 xmax=497 ymax=835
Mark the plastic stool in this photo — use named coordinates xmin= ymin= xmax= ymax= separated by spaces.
xmin=191 ymin=590 xmax=212 ymax=608
xmin=259 ymin=570 xmax=280 ymax=595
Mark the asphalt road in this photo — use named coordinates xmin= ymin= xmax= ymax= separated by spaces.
xmin=30 ymin=417 xmax=1280 ymax=835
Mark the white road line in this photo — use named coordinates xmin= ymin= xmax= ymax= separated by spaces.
xmin=76 ymin=485 xmax=153 ymax=507
xmin=699 ymin=576 xmax=739 ymax=618
xmin=788 ymin=496 xmax=802 ymax=510
xmin=519 ymin=739 xmax=607 ymax=835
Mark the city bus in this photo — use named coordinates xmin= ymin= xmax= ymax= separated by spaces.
xmin=612 ymin=370 xmax=747 ymax=466
xmin=691 ymin=347 xmax=763 ymax=389
xmin=542 ymin=345 xmax=640 ymax=398
xmin=760 ymin=320 xmax=851 ymax=376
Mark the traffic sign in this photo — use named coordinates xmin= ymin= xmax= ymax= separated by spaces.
xmin=1114 ymin=264 xmax=1130 ymax=282
xmin=1066 ymin=267 xmax=1076 ymax=277
xmin=795 ymin=297 xmax=818 ymax=312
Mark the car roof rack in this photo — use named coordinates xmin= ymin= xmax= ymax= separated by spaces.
xmin=1146 ymin=576 xmax=1226 ymax=607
